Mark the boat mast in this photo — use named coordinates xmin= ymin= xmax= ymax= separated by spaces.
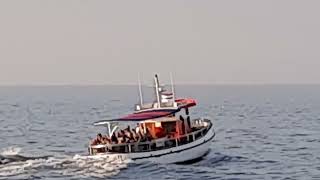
xmin=154 ymin=74 xmax=161 ymax=108
xmin=138 ymin=73 xmax=144 ymax=106
xmin=170 ymin=72 xmax=176 ymax=103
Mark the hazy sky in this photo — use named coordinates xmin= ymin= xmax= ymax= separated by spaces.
xmin=0 ymin=0 xmax=319 ymax=85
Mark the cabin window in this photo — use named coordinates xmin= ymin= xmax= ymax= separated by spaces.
xmin=161 ymin=121 xmax=176 ymax=136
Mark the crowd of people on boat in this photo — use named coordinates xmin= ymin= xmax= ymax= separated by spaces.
xmin=91 ymin=124 xmax=153 ymax=146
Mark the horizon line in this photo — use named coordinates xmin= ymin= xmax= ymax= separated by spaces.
xmin=0 ymin=82 xmax=320 ymax=87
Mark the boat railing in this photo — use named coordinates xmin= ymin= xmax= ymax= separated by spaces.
xmin=89 ymin=119 xmax=212 ymax=155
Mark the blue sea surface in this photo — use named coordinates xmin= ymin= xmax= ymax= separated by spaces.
xmin=0 ymin=85 xmax=319 ymax=179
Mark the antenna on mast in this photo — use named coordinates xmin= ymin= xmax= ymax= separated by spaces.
xmin=154 ymin=74 xmax=161 ymax=108
xmin=170 ymin=72 xmax=176 ymax=102
xmin=138 ymin=73 xmax=144 ymax=106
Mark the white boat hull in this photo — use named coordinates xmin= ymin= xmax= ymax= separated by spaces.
xmin=86 ymin=126 xmax=215 ymax=164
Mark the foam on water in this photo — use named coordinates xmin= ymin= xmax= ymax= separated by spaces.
xmin=0 ymin=147 xmax=21 ymax=156
xmin=0 ymin=148 xmax=130 ymax=179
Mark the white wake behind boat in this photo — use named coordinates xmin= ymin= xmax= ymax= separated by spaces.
xmin=87 ymin=74 xmax=215 ymax=164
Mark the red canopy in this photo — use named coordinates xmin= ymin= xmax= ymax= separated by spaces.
xmin=175 ymin=98 xmax=197 ymax=108
xmin=120 ymin=109 xmax=178 ymax=121
xmin=93 ymin=98 xmax=197 ymax=124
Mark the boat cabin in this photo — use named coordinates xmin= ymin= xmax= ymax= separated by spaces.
xmin=142 ymin=116 xmax=188 ymax=139
xmin=88 ymin=74 xmax=211 ymax=155
xmin=89 ymin=108 xmax=211 ymax=155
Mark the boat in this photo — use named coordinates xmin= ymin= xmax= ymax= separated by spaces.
xmin=87 ymin=74 xmax=215 ymax=164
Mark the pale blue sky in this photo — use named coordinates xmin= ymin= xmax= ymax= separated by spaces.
xmin=0 ymin=0 xmax=319 ymax=85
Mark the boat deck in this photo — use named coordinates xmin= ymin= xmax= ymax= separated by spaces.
xmin=89 ymin=119 xmax=212 ymax=155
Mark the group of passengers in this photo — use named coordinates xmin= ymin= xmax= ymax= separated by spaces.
xmin=91 ymin=124 xmax=153 ymax=146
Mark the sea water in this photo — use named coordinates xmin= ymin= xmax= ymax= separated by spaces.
xmin=0 ymin=85 xmax=319 ymax=179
